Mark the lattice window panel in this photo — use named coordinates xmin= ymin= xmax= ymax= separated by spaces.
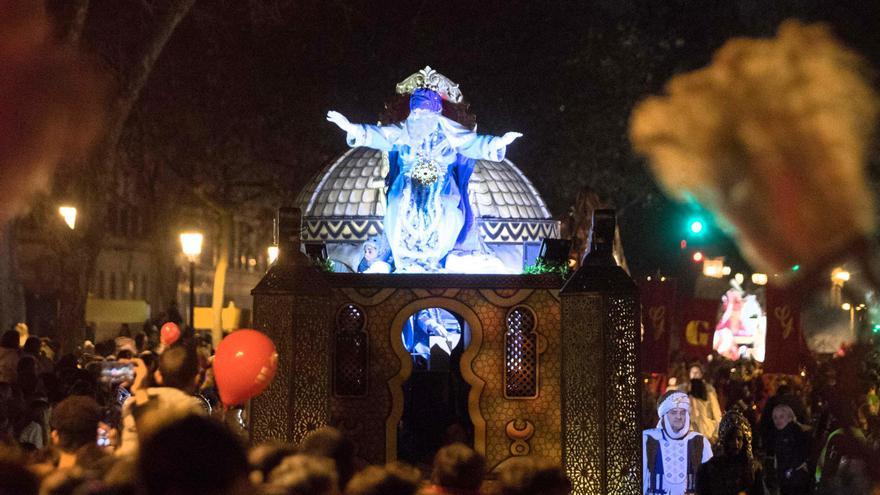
xmin=505 ymin=306 xmax=539 ymax=399
xmin=604 ymin=295 xmax=641 ymax=494
xmin=561 ymin=292 xmax=641 ymax=495
xmin=334 ymin=304 xmax=368 ymax=397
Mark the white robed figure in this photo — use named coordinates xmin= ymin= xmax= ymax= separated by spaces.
xmin=643 ymin=391 xmax=713 ymax=495
xmin=327 ymin=70 xmax=521 ymax=272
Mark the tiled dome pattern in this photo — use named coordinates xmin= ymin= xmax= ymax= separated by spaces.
xmin=296 ymin=148 xmax=557 ymax=244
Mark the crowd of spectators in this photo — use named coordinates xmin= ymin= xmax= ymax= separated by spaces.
xmin=0 ymin=323 xmax=572 ymax=495
xmin=644 ymin=350 xmax=880 ymax=494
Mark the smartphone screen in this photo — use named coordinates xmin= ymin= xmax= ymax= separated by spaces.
xmin=100 ymin=362 xmax=135 ymax=384
xmin=117 ymin=386 xmax=131 ymax=406
xmin=97 ymin=427 xmax=110 ymax=447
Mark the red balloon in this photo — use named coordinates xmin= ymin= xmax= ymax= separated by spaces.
xmin=213 ymin=329 xmax=278 ymax=406
xmin=160 ymin=322 xmax=181 ymax=346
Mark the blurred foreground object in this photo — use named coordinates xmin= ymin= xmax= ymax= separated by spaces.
xmin=630 ymin=20 xmax=879 ymax=279
xmin=0 ymin=0 xmax=105 ymax=227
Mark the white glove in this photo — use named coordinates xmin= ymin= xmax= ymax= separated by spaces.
xmin=326 ymin=110 xmax=355 ymax=134
xmin=500 ymin=131 xmax=522 ymax=146
xmin=492 ymin=131 xmax=522 ymax=150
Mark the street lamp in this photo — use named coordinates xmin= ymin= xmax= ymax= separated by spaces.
xmin=831 ymin=267 xmax=851 ymax=306
xmin=831 ymin=267 xmax=851 ymax=284
xmin=267 ymin=245 xmax=279 ymax=265
xmin=180 ymin=232 xmax=203 ymax=329
xmin=58 ymin=206 xmax=77 ymax=230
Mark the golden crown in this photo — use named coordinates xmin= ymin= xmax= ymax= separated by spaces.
xmin=395 ymin=66 xmax=463 ymax=103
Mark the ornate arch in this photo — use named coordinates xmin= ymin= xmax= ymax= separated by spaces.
xmin=386 ymin=297 xmax=486 ymax=461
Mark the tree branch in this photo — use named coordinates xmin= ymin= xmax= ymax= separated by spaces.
xmin=103 ymin=0 xmax=197 ymax=158
xmin=63 ymin=0 xmax=90 ymax=45
xmin=191 ymin=185 xmax=229 ymax=216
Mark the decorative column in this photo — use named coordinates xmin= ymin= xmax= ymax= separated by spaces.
xmin=250 ymin=207 xmax=333 ymax=443
xmin=560 ymin=209 xmax=641 ymax=495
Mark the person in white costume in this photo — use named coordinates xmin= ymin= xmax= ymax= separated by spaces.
xmin=643 ymin=391 xmax=713 ymax=495
xmin=326 ymin=68 xmax=521 ymax=273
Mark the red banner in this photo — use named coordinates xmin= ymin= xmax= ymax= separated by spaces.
xmin=763 ymin=285 xmax=805 ymax=374
xmin=679 ymin=298 xmax=719 ymax=360
xmin=639 ymin=280 xmax=676 ymax=373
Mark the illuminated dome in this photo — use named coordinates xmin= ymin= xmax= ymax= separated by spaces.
xmin=297 ymin=147 xmax=557 ymax=244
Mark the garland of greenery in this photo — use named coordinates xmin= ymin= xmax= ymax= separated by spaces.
xmin=523 ymin=259 xmax=572 ymax=279
xmin=313 ymin=258 xmax=335 ymax=272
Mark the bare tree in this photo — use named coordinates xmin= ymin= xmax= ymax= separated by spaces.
xmin=48 ymin=0 xmax=197 ymax=352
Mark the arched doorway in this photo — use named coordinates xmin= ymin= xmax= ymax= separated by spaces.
xmin=397 ymin=307 xmax=471 ymax=466
xmin=386 ymin=298 xmax=486 ymax=463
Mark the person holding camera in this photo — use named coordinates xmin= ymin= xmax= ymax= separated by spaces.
xmin=116 ymin=344 xmax=206 ymax=456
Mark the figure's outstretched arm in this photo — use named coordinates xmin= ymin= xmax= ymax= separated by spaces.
xmin=439 ymin=118 xmax=522 ymax=161
xmin=456 ymin=129 xmax=523 ymax=161
xmin=326 ymin=110 xmax=401 ymax=150
xmin=326 ymin=110 xmax=355 ymax=134
xmin=492 ymin=132 xmax=523 ymax=150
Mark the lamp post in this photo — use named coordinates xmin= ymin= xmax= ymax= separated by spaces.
xmin=180 ymin=232 xmax=203 ymax=329
xmin=58 ymin=206 xmax=77 ymax=230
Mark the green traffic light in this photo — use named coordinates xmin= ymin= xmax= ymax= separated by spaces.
xmin=792 ymin=264 xmax=800 ymax=272
xmin=873 ymin=324 xmax=880 ymax=334
xmin=687 ymin=216 xmax=706 ymax=236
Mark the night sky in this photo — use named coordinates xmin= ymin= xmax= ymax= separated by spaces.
xmin=83 ymin=0 xmax=880 ymax=276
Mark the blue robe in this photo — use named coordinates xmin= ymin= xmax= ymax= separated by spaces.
xmin=347 ymin=116 xmax=507 ymax=272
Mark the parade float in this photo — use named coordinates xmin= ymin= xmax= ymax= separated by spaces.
xmin=250 ymin=67 xmax=642 ymax=495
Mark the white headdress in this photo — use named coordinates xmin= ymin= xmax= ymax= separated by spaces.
xmin=657 ymin=391 xmax=691 ymax=439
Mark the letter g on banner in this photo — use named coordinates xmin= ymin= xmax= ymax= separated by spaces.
xmin=685 ymin=320 xmax=711 ymax=346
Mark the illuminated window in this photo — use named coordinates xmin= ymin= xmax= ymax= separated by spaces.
xmin=505 ymin=306 xmax=538 ymax=399
xmin=334 ymin=304 xmax=368 ymax=397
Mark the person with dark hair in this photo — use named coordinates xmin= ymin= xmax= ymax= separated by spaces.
xmin=679 ymin=365 xmax=722 ymax=441
xmin=423 ymin=443 xmax=485 ymax=494
xmin=66 ymin=372 xmax=98 ymax=399
xmin=155 ymin=344 xmax=200 ymax=391
xmin=689 ymin=378 xmax=720 ymax=444
xmin=17 ymin=397 xmax=49 ymax=449
xmin=139 ymin=415 xmax=251 ymax=495
xmin=346 ymin=462 xmax=421 ymax=495
xmin=16 ymin=354 xmax=45 ymax=400
xmin=249 ymin=441 xmax=298 ymax=485
xmin=0 ymin=329 xmax=20 ymax=384
xmin=267 ymin=454 xmax=339 ymax=495
xmin=696 ymin=410 xmax=764 ymax=495
xmin=0 ymin=457 xmax=39 ymax=495
xmin=497 ymin=456 xmax=572 ymax=495
xmin=49 ymin=395 xmax=105 ymax=470
xmin=0 ymin=399 xmax=14 ymax=446
xmin=134 ymin=332 xmax=147 ymax=353
xmin=20 ymin=336 xmax=40 ymax=356
xmin=21 ymin=336 xmax=52 ymax=375
xmin=116 ymin=345 xmax=205 ymax=456
xmin=298 ymin=426 xmax=357 ymax=489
